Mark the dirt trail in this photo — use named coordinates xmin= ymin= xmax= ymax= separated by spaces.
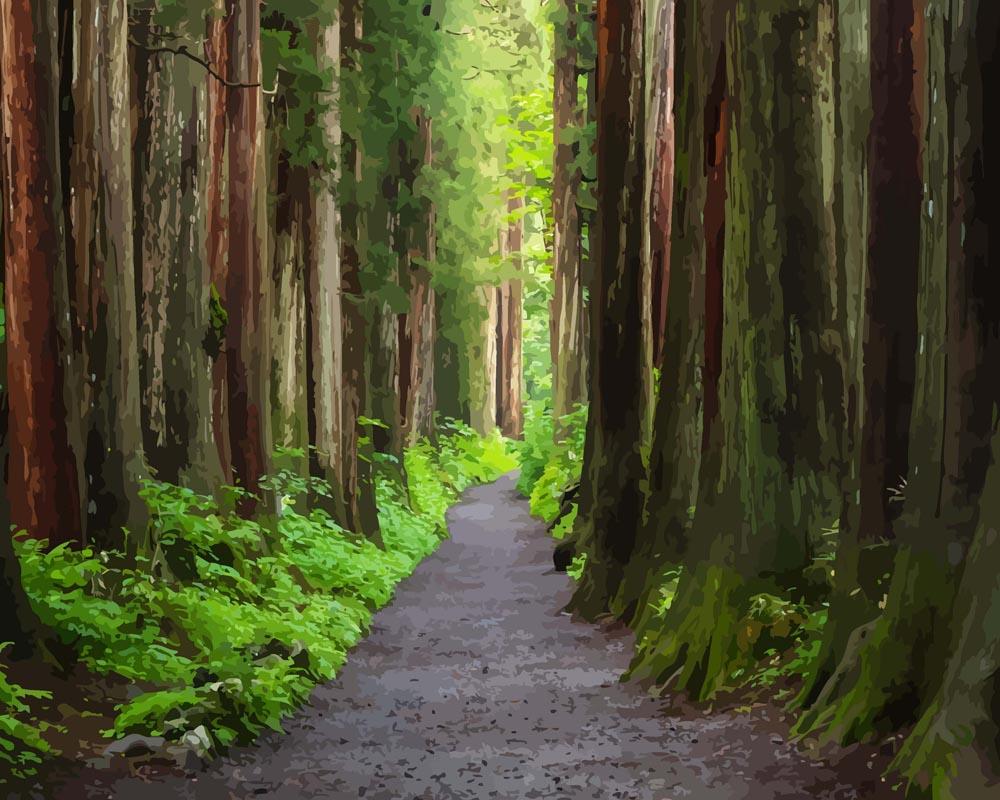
xmin=40 ymin=474 xmax=896 ymax=799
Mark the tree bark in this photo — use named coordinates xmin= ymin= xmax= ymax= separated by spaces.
xmin=0 ymin=392 xmax=43 ymax=658
xmin=614 ymin=0 xmax=700 ymax=622
xmin=269 ymin=144 xmax=309 ymax=471
xmin=225 ymin=0 xmax=274 ymax=516
xmin=856 ymin=0 xmax=920 ymax=543
xmin=799 ymin=0 xmax=1000 ymax=750
xmin=469 ymin=283 xmax=499 ymax=436
xmin=0 ymin=0 xmax=82 ymax=546
xmin=340 ymin=0 xmax=380 ymax=540
xmin=569 ymin=0 xmax=648 ymax=619
xmin=551 ymin=0 xmax=586 ymax=434
xmin=67 ymin=0 xmax=147 ymax=547
xmin=645 ymin=0 xmax=677 ymax=369
xmin=398 ymin=112 xmax=436 ymax=447
xmin=497 ymin=194 xmax=524 ymax=439
xmin=135 ymin=19 xmax=224 ymax=496
xmin=207 ymin=6 xmax=232 ymax=481
xmin=306 ymin=16 xmax=348 ymax=517
xmin=631 ymin=0 xmax=849 ymax=698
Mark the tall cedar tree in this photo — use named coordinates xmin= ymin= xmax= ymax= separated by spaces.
xmin=569 ymin=0 xmax=647 ymax=619
xmin=0 ymin=0 xmax=82 ymax=546
xmin=340 ymin=0 xmax=381 ymax=541
xmin=225 ymin=0 xmax=274 ymax=516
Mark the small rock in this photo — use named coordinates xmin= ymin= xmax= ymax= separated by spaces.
xmin=103 ymin=734 xmax=166 ymax=760
xmin=181 ymin=725 xmax=213 ymax=759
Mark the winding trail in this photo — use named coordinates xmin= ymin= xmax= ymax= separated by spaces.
xmin=47 ymin=474 xmax=895 ymax=799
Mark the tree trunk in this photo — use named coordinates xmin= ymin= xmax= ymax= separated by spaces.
xmin=399 ymin=112 xmax=436 ymax=447
xmin=646 ymin=0 xmax=676 ymax=368
xmin=340 ymin=0 xmax=380 ymax=540
xmin=631 ymin=0 xmax=849 ymax=698
xmin=614 ymin=0 xmax=700 ymax=622
xmin=269 ymin=149 xmax=309 ymax=471
xmin=225 ymin=0 xmax=273 ymax=516
xmin=67 ymin=0 xmax=147 ymax=548
xmin=794 ymin=0 xmax=873 ymax=710
xmin=551 ymin=0 xmax=586 ymax=434
xmin=207 ymin=6 xmax=232 ymax=481
xmin=306 ymin=16 xmax=348 ymax=517
xmin=0 ymin=0 xmax=82 ymax=546
xmin=856 ymin=0 xmax=921 ymax=544
xmin=469 ymin=284 xmax=499 ymax=436
xmin=569 ymin=0 xmax=648 ymax=619
xmin=135 ymin=21 xmax=224 ymax=496
xmin=0 ymin=390 xmax=43 ymax=658
xmin=497 ymin=194 xmax=524 ymax=439
xmin=799 ymin=0 xmax=1000 ymax=750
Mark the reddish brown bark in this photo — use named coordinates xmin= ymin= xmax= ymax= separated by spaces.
xmin=858 ymin=0 xmax=920 ymax=541
xmin=225 ymin=0 xmax=272 ymax=515
xmin=0 ymin=0 xmax=82 ymax=545
xmin=648 ymin=0 xmax=677 ymax=368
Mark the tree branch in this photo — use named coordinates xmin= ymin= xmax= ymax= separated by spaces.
xmin=128 ymin=37 xmax=275 ymax=92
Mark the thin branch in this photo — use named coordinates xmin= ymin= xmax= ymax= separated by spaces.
xmin=128 ymin=37 xmax=274 ymax=91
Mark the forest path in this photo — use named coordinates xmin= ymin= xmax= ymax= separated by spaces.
xmin=51 ymin=474 xmax=893 ymax=799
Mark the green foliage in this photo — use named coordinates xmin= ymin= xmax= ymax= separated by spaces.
xmin=9 ymin=428 xmax=517 ymax=768
xmin=566 ymin=552 xmax=587 ymax=582
xmin=517 ymin=402 xmax=587 ymax=521
xmin=730 ymin=608 xmax=828 ymax=696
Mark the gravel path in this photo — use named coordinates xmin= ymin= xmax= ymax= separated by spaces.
xmin=42 ymin=474 xmax=896 ymax=799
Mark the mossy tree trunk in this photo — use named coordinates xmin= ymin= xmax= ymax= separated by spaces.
xmin=631 ymin=0 xmax=849 ymax=698
xmin=613 ymin=0 xmax=702 ymax=624
xmin=799 ymin=0 xmax=1000 ymax=751
xmin=795 ymin=0 xmax=873 ymax=710
xmin=340 ymin=0 xmax=380 ymax=540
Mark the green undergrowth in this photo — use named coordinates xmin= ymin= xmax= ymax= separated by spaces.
xmin=517 ymin=402 xmax=586 ymax=523
xmin=2 ymin=424 xmax=516 ymax=774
